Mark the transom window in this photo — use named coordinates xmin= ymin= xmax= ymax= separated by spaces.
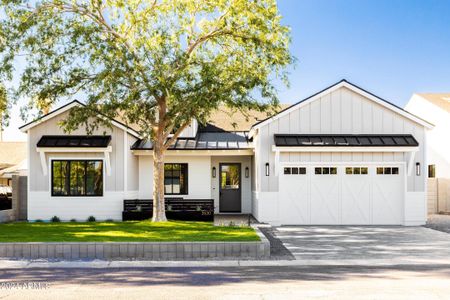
xmin=376 ymin=167 xmax=399 ymax=175
xmin=164 ymin=163 xmax=188 ymax=195
xmin=315 ymin=167 xmax=337 ymax=175
xmin=283 ymin=167 xmax=307 ymax=175
xmin=51 ymin=160 xmax=103 ymax=196
xmin=345 ymin=167 xmax=368 ymax=175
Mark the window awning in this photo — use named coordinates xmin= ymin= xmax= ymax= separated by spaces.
xmin=274 ymin=134 xmax=418 ymax=147
xmin=37 ymin=135 xmax=111 ymax=148
xmin=35 ymin=135 xmax=113 ymax=177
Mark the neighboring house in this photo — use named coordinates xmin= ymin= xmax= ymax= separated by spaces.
xmin=405 ymin=93 xmax=450 ymax=178
xmin=20 ymin=80 xmax=433 ymax=225
xmin=0 ymin=142 xmax=27 ymax=186
xmin=406 ymin=93 xmax=450 ymax=213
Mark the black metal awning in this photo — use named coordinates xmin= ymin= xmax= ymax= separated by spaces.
xmin=131 ymin=131 xmax=251 ymax=150
xmin=37 ymin=135 xmax=112 ymax=148
xmin=274 ymin=134 xmax=419 ymax=147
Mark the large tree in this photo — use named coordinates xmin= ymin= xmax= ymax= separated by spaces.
xmin=0 ymin=0 xmax=293 ymax=221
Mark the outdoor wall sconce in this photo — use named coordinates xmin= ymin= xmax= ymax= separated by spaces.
xmin=245 ymin=167 xmax=250 ymax=178
xmin=212 ymin=167 xmax=216 ymax=178
xmin=265 ymin=163 xmax=270 ymax=176
xmin=416 ymin=162 xmax=421 ymax=176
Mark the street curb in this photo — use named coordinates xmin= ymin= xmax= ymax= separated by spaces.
xmin=1 ymin=257 xmax=450 ymax=269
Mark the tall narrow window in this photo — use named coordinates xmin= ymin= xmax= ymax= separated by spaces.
xmin=428 ymin=165 xmax=436 ymax=178
xmin=51 ymin=160 xmax=103 ymax=196
xmin=164 ymin=163 xmax=188 ymax=195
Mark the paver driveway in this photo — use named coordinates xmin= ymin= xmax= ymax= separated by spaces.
xmin=273 ymin=226 xmax=450 ymax=262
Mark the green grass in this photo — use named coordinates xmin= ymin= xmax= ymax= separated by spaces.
xmin=0 ymin=220 xmax=259 ymax=242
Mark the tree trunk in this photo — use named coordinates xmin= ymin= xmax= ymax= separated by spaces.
xmin=152 ymin=138 xmax=167 ymax=222
xmin=152 ymin=98 xmax=168 ymax=222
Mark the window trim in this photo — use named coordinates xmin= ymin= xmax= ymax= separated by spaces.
xmin=164 ymin=163 xmax=189 ymax=195
xmin=50 ymin=158 xmax=105 ymax=197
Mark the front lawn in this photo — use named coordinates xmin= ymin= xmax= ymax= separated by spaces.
xmin=0 ymin=220 xmax=259 ymax=242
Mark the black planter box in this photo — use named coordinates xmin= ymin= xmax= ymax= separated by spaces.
xmin=122 ymin=210 xmax=213 ymax=222
xmin=166 ymin=210 xmax=214 ymax=222
xmin=122 ymin=211 xmax=152 ymax=221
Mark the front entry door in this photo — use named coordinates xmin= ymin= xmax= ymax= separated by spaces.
xmin=219 ymin=163 xmax=241 ymax=213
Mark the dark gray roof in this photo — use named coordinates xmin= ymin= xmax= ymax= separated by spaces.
xmin=131 ymin=131 xmax=251 ymax=150
xmin=274 ymin=134 xmax=419 ymax=147
xmin=37 ymin=135 xmax=112 ymax=148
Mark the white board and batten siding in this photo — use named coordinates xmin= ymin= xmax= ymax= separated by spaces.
xmin=138 ymin=155 xmax=253 ymax=214
xmin=252 ymin=85 xmax=428 ymax=226
xmin=27 ymin=110 xmax=139 ymax=221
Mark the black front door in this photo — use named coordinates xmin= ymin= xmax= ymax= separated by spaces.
xmin=219 ymin=163 xmax=241 ymax=213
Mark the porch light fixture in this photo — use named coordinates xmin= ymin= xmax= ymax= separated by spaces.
xmin=245 ymin=167 xmax=249 ymax=178
xmin=265 ymin=163 xmax=270 ymax=176
xmin=416 ymin=162 xmax=421 ymax=176
xmin=212 ymin=166 xmax=216 ymax=178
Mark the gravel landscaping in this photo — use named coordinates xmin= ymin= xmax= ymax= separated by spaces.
xmin=425 ymin=214 xmax=450 ymax=234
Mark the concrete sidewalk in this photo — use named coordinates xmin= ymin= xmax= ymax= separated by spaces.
xmin=2 ymin=256 xmax=450 ymax=269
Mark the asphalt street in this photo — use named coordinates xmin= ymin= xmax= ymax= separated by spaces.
xmin=1 ymin=265 xmax=450 ymax=299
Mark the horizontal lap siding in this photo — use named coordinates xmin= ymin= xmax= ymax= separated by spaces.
xmin=257 ymin=86 xmax=426 ymax=193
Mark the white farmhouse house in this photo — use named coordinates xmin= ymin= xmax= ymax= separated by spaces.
xmin=20 ymin=80 xmax=433 ymax=225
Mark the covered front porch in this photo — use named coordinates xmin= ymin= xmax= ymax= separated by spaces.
xmin=131 ymin=151 xmax=254 ymax=215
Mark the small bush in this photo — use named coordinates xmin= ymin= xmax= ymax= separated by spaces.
xmin=70 ymin=219 xmax=77 ymax=222
xmin=51 ymin=216 xmax=60 ymax=223
xmin=87 ymin=216 xmax=96 ymax=222
xmin=34 ymin=219 xmax=43 ymax=223
xmin=105 ymin=219 xmax=114 ymax=222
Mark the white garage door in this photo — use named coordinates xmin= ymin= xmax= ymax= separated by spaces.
xmin=279 ymin=164 xmax=404 ymax=225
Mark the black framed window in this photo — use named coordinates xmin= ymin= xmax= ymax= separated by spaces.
xmin=376 ymin=167 xmax=399 ymax=175
xmin=51 ymin=160 xmax=103 ymax=196
xmin=345 ymin=167 xmax=368 ymax=175
xmin=315 ymin=167 xmax=337 ymax=175
xmin=164 ymin=163 xmax=188 ymax=195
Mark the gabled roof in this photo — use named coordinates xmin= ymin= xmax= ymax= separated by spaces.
xmin=19 ymin=100 xmax=140 ymax=138
xmin=250 ymin=79 xmax=434 ymax=134
xmin=0 ymin=142 xmax=26 ymax=170
xmin=415 ymin=93 xmax=450 ymax=113
xmin=207 ymin=104 xmax=290 ymax=132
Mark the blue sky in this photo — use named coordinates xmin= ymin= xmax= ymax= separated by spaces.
xmin=3 ymin=0 xmax=450 ymax=141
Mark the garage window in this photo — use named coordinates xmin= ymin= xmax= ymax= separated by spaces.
xmin=376 ymin=167 xmax=399 ymax=175
xmin=345 ymin=167 xmax=368 ymax=175
xmin=315 ymin=167 xmax=337 ymax=175
xmin=284 ymin=167 xmax=307 ymax=175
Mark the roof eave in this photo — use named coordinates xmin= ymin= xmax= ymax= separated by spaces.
xmin=19 ymin=100 xmax=141 ymax=138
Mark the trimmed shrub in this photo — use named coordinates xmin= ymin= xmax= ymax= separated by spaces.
xmin=70 ymin=219 xmax=77 ymax=222
xmin=105 ymin=219 xmax=114 ymax=222
xmin=51 ymin=216 xmax=61 ymax=223
xmin=34 ymin=219 xmax=43 ymax=223
xmin=87 ymin=216 xmax=96 ymax=222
